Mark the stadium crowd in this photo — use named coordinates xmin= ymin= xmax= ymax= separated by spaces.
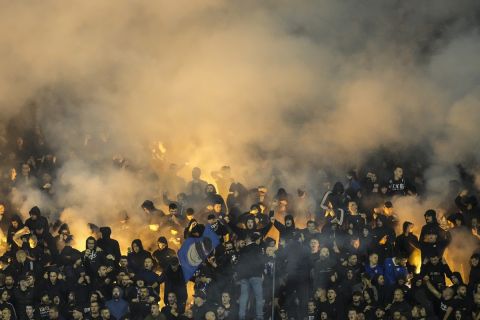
xmin=1 ymin=128 xmax=480 ymax=320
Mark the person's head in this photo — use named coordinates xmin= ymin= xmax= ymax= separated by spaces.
xmin=194 ymin=293 xmax=205 ymax=306
xmin=151 ymin=304 xmax=160 ymax=316
xmin=393 ymin=289 xmax=404 ymax=302
xmin=139 ymin=287 xmax=149 ymax=299
xmin=0 ymin=289 xmax=9 ymax=302
xmin=393 ymin=166 xmax=403 ymax=179
xmin=192 ymin=167 xmax=201 ymax=179
xmin=442 ymin=287 xmax=454 ymax=300
xmin=403 ymin=221 xmax=413 ymax=234
xmin=112 ymin=287 xmax=121 ymax=299
xmin=320 ymin=247 xmax=330 ymax=258
xmin=119 ymin=256 xmax=128 ymax=268
xmin=348 ymin=201 xmax=358 ymax=214
xmin=307 ymin=220 xmax=317 ymax=232
xmin=86 ymin=237 xmax=96 ymax=250
xmin=352 ymin=291 xmax=362 ymax=304
xmin=279 ymin=309 xmax=288 ymax=320
xmin=457 ymin=284 xmax=467 ymax=297
xmin=90 ymin=301 xmax=100 ymax=315
xmin=217 ymin=305 xmax=226 ymax=317
xmin=4 ymin=275 xmax=14 ymax=287
xmin=285 ymin=215 xmax=294 ymax=227
xmin=310 ymin=238 xmax=320 ymax=253
xmin=221 ymin=292 xmax=231 ymax=305
xmin=48 ymin=271 xmax=58 ymax=283
xmin=26 ymin=305 xmax=34 ymax=318
xmin=131 ymin=239 xmax=143 ymax=253
xmin=48 ymin=305 xmax=59 ymax=320
xmin=100 ymin=307 xmax=111 ymax=319
xmin=375 ymin=308 xmax=385 ymax=318
xmin=471 ymin=253 xmax=480 ymax=267
xmin=205 ymin=311 xmax=216 ymax=320
xmin=327 ymin=288 xmax=336 ymax=301
xmin=369 ymin=252 xmax=378 ymax=265
xmin=348 ymin=254 xmax=358 ymax=266
xmin=392 ymin=311 xmax=402 ymax=320
xmin=121 ymin=274 xmax=131 ymax=287
xmin=347 ymin=309 xmax=358 ymax=320
xmin=213 ymin=202 xmax=222 ymax=213
xmin=2 ymin=308 xmax=12 ymax=320
xmin=98 ymin=265 xmax=108 ymax=277
xmin=72 ymin=308 xmax=83 ymax=320
xmin=424 ymin=209 xmax=436 ymax=223
xmin=21 ymin=163 xmax=31 ymax=176
xmin=168 ymin=203 xmax=178 ymax=216
xmin=144 ymin=257 xmax=154 ymax=270
xmin=167 ymin=292 xmax=177 ymax=305
xmin=245 ymin=217 xmax=255 ymax=230
xmin=307 ymin=300 xmax=316 ymax=313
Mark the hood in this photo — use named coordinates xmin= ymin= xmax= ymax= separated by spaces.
xmin=131 ymin=239 xmax=144 ymax=251
xmin=100 ymin=227 xmax=112 ymax=239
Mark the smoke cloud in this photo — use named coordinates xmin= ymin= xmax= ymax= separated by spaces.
xmin=1 ymin=0 xmax=480 ymax=250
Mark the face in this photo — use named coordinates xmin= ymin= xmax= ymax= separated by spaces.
xmin=112 ymin=287 xmax=121 ymax=299
xmin=100 ymin=309 xmax=110 ymax=319
xmin=348 ymin=202 xmax=358 ymax=213
xmin=73 ymin=310 xmax=83 ymax=319
xmin=120 ymin=258 xmax=128 ymax=267
xmin=394 ymin=167 xmax=403 ymax=179
xmin=327 ymin=289 xmax=336 ymax=300
xmin=442 ymin=288 xmax=454 ymax=300
xmin=246 ymin=220 xmax=254 ymax=229
xmin=308 ymin=301 xmax=315 ymax=312
xmin=307 ymin=222 xmax=316 ymax=232
xmin=87 ymin=239 xmax=95 ymax=250
xmin=349 ymin=255 xmax=358 ymax=265
xmin=222 ymin=293 xmax=230 ymax=305
xmin=11 ymin=220 xmax=18 ymax=229
xmin=49 ymin=272 xmax=58 ymax=283
xmin=320 ymin=247 xmax=329 ymax=257
xmin=285 ymin=219 xmax=293 ymax=227
xmin=348 ymin=310 xmax=357 ymax=320
xmin=49 ymin=308 xmax=58 ymax=319
xmin=1 ymin=291 xmax=8 ymax=301
xmin=167 ymin=293 xmax=176 ymax=305
xmin=2 ymin=309 xmax=11 ymax=320
xmin=213 ymin=204 xmax=222 ymax=213
xmin=132 ymin=243 xmax=140 ymax=252
xmin=5 ymin=276 xmax=14 ymax=286
xmin=425 ymin=215 xmax=433 ymax=223
xmin=90 ymin=303 xmax=99 ymax=314
xmin=206 ymin=185 xmax=214 ymax=193
xmin=98 ymin=266 xmax=107 ymax=277
xmin=151 ymin=304 xmax=160 ymax=316
xmin=26 ymin=306 xmax=34 ymax=317
xmin=310 ymin=239 xmax=319 ymax=253
xmin=378 ymin=275 xmax=385 ymax=285
xmin=144 ymin=258 xmax=153 ymax=269
xmin=369 ymin=254 xmax=378 ymax=265
xmin=140 ymin=288 xmax=148 ymax=299
xmin=393 ymin=289 xmax=403 ymax=302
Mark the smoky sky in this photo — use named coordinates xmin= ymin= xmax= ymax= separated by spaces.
xmin=1 ymin=0 xmax=480 ymax=228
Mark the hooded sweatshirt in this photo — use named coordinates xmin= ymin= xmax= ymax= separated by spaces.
xmin=97 ymin=227 xmax=121 ymax=261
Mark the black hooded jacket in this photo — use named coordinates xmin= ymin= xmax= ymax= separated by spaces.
xmin=97 ymin=227 xmax=121 ymax=261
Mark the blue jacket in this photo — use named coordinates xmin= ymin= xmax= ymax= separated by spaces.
xmin=384 ymin=258 xmax=408 ymax=285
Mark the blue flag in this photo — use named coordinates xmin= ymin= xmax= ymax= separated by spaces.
xmin=177 ymin=224 xmax=220 ymax=282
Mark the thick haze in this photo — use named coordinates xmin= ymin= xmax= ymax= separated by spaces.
xmin=1 ymin=0 xmax=480 ymax=248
